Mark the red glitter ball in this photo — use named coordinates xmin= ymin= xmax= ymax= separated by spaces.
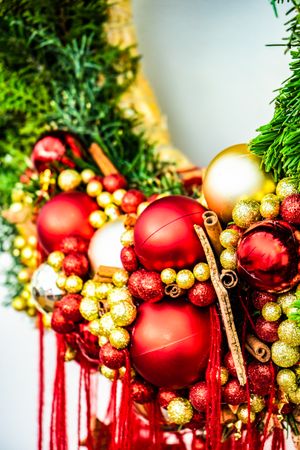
xmin=58 ymin=294 xmax=82 ymax=322
xmin=252 ymin=291 xmax=277 ymax=310
xmin=102 ymin=173 xmax=127 ymax=193
xmin=224 ymin=352 xmax=238 ymax=378
xmin=51 ymin=308 xmax=76 ymax=334
xmin=188 ymin=281 xmax=217 ymax=307
xmin=157 ymin=388 xmax=178 ymax=408
xmin=63 ymin=253 xmax=89 ymax=277
xmin=189 ymin=381 xmax=208 ymax=412
xmin=99 ymin=343 xmax=125 ymax=370
xmin=60 ymin=236 xmax=89 ymax=254
xmin=121 ymin=246 xmax=139 ymax=272
xmin=78 ymin=323 xmax=100 ymax=362
xmin=121 ymin=189 xmax=146 ymax=214
xmin=223 ymin=379 xmax=247 ymax=405
xmin=255 ymin=316 xmax=279 ymax=343
xmin=128 ymin=270 xmax=164 ymax=303
xmin=247 ymin=362 xmax=272 ymax=396
xmin=131 ymin=379 xmax=155 ymax=404
xmin=280 ymin=194 xmax=300 ymax=226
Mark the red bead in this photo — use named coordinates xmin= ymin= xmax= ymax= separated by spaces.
xmin=237 ymin=220 xmax=300 ymax=293
xmin=63 ymin=253 xmax=89 ymax=277
xmin=247 ymin=362 xmax=273 ymax=396
xmin=134 ymin=195 xmax=207 ymax=271
xmin=102 ymin=173 xmax=127 ymax=193
xmin=157 ymin=388 xmax=179 ymax=408
xmin=121 ymin=189 xmax=146 ymax=214
xmin=121 ymin=246 xmax=139 ymax=272
xmin=255 ymin=316 xmax=279 ymax=343
xmin=131 ymin=379 xmax=155 ymax=404
xmin=51 ymin=308 xmax=76 ymax=334
xmin=188 ymin=281 xmax=217 ymax=307
xmin=99 ymin=343 xmax=125 ymax=369
xmin=58 ymin=294 xmax=83 ymax=322
xmin=251 ymin=291 xmax=277 ymax=310
xmin=37 ymin=192 xmax=98 ymax=253
xmin=224 ymin=352 xmax=238 ymax=378
xmin=60 ymin=236 xmax=89 ymax=254
xmin=280 ymin=194 xmax=300 ymax=226
xmin=128 ymin=270 xmax=164 ymax=303
xmin=189 ymin=381 xmax=208 ymax=412
xmin=223 ymin=379 xmax=247 ymax=405
xmin=131 ymin=300 xmax=211 ymax=389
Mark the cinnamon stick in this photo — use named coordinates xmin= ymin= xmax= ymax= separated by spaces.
xmin=220 ymin=269 xmax=238 ymax=289
xmin=194 ymin=224 xmax=247 ymax=386
xmin=94 ymin=265 xmax=119 ymax=282
xmin=89 ymin=142 xmax=119 ymax=176
xmin=202 ymin=211 xmax=223 ymax=256
xmin=164 ymin=283 xmax=185 ymax=298
xmin=245 ymin=334 xmax=271 ymax=363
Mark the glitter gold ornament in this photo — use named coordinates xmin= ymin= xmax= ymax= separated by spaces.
xmin=119 ymin=366 xmax=136 ymax=379
xmin=289 ymin=388 xmax=300 ymax=404
xmin=21 ymin=288 xmax=31 ymax=301
xmin=100 ymin=365 xmax=117 ymax=380
xmin=107 ymin=287 xmax=132 ymax=306
xmin=120 ymin=229 xmax=134 ymax=247
xmin=96 ymin=282 xmax=113 ymax=300
xmin=14 ymin=236 xmax=26 ymax=249
xmin=176 ymin=270 xmax=195 ymax=289
xmin=89 ymin=210 xmax=107 ymax=228
xmin=112 ymin=269 xmax=129 ymax=287
xmin=109 ymin=327 xmax=130 ymax=349
xmin=82 ymin=280 xmax=98 ymax=298
xmin=99 ymin=312 xmax=115 ymax=337
xmin=161 ymin=268 xmax=177 ymax=285
xmin=112 ymin=189 xmax=126 ymax=206
xmin=271 ymin=341 xmax=300 ymax=367
xmin=237 ymin=404 xmax=256 ymax=424
xmin=193 ymin=262 xmax=210 ymax=282
xmin=167 ymin=397 xmax=193 ymax=425
xmin=276 ymin=177 xmax=299 ymax=200
xmin=64 ymin=347 xmax=77 ymax=362
xmin=277 ymin=293 xmax=297 ymax=315
xmin=65 ymin=275 xmax=83 ymax=293
xmin=98 ymin=335 xmax=109 ymax=347
xmin=232 ymin=199 xmax=261 ymax=228
xmin=47 ymin=251 xmax=65 ymax=271
xmin=260 ymin=194 xmax=280 ymax=219
xmin=276 ymin=369 xmax=297 ymax=392
xmin=81 ymin=169 xmax=95 ymax=184
xmin=250 ymin=395 xmax=265 ymax=413
xmin=88 ymin=319 xmax=103 ymax=336
xmin=58 ymin=169 xmax=81 ymax=191
xmin=12 ymin=296 xmax=27 ymax=311
xmin=27 ymin=306 xmax=37 ymax=317
xmin=220 ymin=248 xmax=237 ymax=270
xmin=56 ymin=274 xmax=67 ymax=290
xmin=79 ymin=297 xmax=99 ymax=321
xmin=110 ymin=301 xmax=137 ymax=326
xmin=219 ymin=229 xmax=240 ymax=249
xmin=87 ymin=179 xmax=103 ymax=197
xmin=18 ymin=268 xmax=31 ymax=283
xmin=28 ymin=235 xmax=38 ymax=247
xmin=105 ymin=204 xmax=120 ymax=221
xmin=97 ymin=192 xmax=112 ymax=208
xmin=278 ymin=320 xmax=300 ymax=347
xmin=262 ymin=302 xmax=282 ymax=322
xmin=137 ymin=202 xmax=149 ymax=216
xmin=220 ymin=366 xmax=229 ymax=385
xmin=21 ymin=245 xmax=34 ymax=261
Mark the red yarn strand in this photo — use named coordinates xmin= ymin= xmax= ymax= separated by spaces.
xmin=38 ymin=313 xmax=45 ymax=450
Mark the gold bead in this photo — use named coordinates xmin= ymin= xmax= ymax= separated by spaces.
xmin=64 ymin=346 xmax=77 ymax=362
xmin=109 ymin=327 xmax=130 ymax=349
xmin=276 ymin=177 xmax=299 ymax=200
xmin=278 ymin=320 xmax=300 ymax=347
xmin=167 ymin=398 xmax=193 ymax=425
xmin=237 ymin=404 xmax=256 ymax=424
xmin=220 ymin=248 xmax=237 ymax=270
xmin=112 ymin=269 xmax=129 ymax=287
xmin=88 ymin=319 xmax=103 ymax=336
xmin=11 ymin=189 xmax=24 ymax=202
xmin=120 ymin=229 xmax=134 ymax=247
xmin=65 ymin=275 xmax=83 ymax=293
xmin=12 ymin=296 xmax=27 ymax=311
xmin=87 ymin=179 xmax=103 ymax=197
xmin=119 ymin=366 xmax=136 ymax=379
xmin=98 ymin=335 xmax=109 ymax=347
xmin=47 ymin=251 xmax=65 ymax=271
xmin=81 ymin=169 xmax=95 ymax=184
xmin=100 ymin=365 xmax=117 ymax=380
xmin=79 ymin=297 xmax=99 ymax=321
xmin=112 ymin=189 xmax=126 ymax=206
xmin=12 ymin=249 xmax=20 ymax=257
xmin=161 ymin=268 xmax=177 ymax=285
xmin=58 ymin=169 xmax=81 ymax=191
xmin=89 ymin=210 xmax=107 ymax=228
xmin=14 ymin=236 xmax=26 ymax=249
xmin=95 ymin=282 xmax=113 ymax=300
xmin=276 ymin=369 xmax=297 ymax=392
xmin=232 ymin=199 xmax=261 ymax=229
xmin=99 ymin=312 xmax=115 ymax=337
xmin=27 ymin=235 xmax=37 ymax=247
xmin=271 ymin=341 xmax=300 ymax=367
xmin=193 ymin=262 xmax=210 ymax=282
xmin=107 ymin=287 xmax=132 ymax=307
xmin=277 ymin=293 xmax=296 ymax=315
xmin=289 ymin=388 xmax=300 ymax=404
xmin=82 ymin=280 xmax=98 ymax=298
xmin=260 ymin=194 xmax=280 ymax=219
xmin=110 ymin=301 xmax=137 ymax=326
xmin=27 ymin=296 xmax=37 ymax=308
xmin=219 ymin=229 xmax=240 ymax=248
xmin=56 ymin=274 xmax=67 ymax=290
xmin=262 ymin=302 xmax=282 ymax=322
xmin=250 ymin=395 xmax=265 ymax=413
xmin=42 ymin=313 xmax=52 ymax=329
xmin=137 ymin=202 xmax=149 ymax=216
xmin=20 ymin=288 xmax=31 ymax=300
xmin=97 ymin=192 xmax=112 ymax=208
xmin=18 ymin=268 xmax=31 ymax=283
xmin=105 ymin=204 xmax=120 ymax=221
xmin=176 ymin=270 xmax=195 ymax=289
xmin=27 ymin=306 xmax=37 ymax=317
xmin=220 ymin=366 xmax=229 ymax=385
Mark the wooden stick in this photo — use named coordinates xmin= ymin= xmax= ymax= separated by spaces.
xmin=220 ymin=269 xmax=238 ymax=289
xmin=245 ymin=334 xmax=271 ymax=363
xmin=89 ymin=142 xmax=119 ymax=176
xmin=202 ymin=211 xmax=223 ymax=256
xmin=194 ymin=224 xmax=247 ymax=386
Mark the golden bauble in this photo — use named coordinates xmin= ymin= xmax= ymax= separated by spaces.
xmin=237 ymin=405 xmax=256 ymax=424
xmin=220 ymin=248 xmax=237 ymax=270
xmin=276 ymin=177 xmax=299 ymax=200
xmin=119 ymin=366 xmax=136 ymax=379
xmin=81 ymin=169 xmax=95 ymax=184
xmin=97 ymin=192 xmax=112 ymax=208
xmin=89 ymin=210 xmax=107 ymax=228
xmin=289 ymin=388 xmax=300 ymax=405
xmin=262 ymin=302 xmax=282 ymax=322
xmin=203 ymin=144 xmax=275 ymax=223
xmin=65 ymin=275 xmax=83 ymax=293
xmin=98 ymin=335 xmax=109 ymax=347
xmin=250 ymin=395 xmax=265 ymax=413
xmin=110 ymin=301 xmax=136 ymax=326
xmin=87 ymin=179 xmax=103 ymax=197
xmin=96 ymin=282 xmax=114 ymax=300
xmin=193 ymin=262 xmax=210 ymax=281
xmin=88 ymin=319 xmax=103 ymax=336
xmin=79 ymin=297 xmax=99 ymax=321
xmin=58 ymin=169 xmax=81 ymax=191
xmin=112 ymin=269 xmax=129 ymax=287
xmin=99 ymin=312 xmax=115 ymax=337
xmin=232 ymin=199 xmax=261 ymax=229
xmin=176 ymin=270 xmax=195 ymax=289
xmin=260 ymin=194 xmax=280 ymax=219
xmin=12 ymin=296 xmax=27 ymax=311
xmin=137 ymin=202 xmax=149 ymax=216
xmin=56 ymin=274 xmax=67 ymax=290
xmin=112 ymin=189 xmax=126 ymax=206
xmin=100 ymin=365 xmax=117 ymax=380
xmin=276 ymin=369 xmax=297 ymax=392
xmin=167 ymin=398 xmax=193 ymax=425
xmin=109 ymin=327 xmax=130 ymax=349
xmin=14 ymin=235 xmax=26 ymax=249
xmin=219 ymin=229 xmax=240 ymax=249
xmin=161 ymin=268 xmax=177 ymax=285
xmin=278 ymin=320 xmax=300 ymax=347
xmin=105 ymin=204 xmax=120 ymax=221
xmin=107 ymin=287 xmax=132 ymax=307
xmin=277 ymin=293 xmax=296 ymax=315
xmin=47 ymin=251 xmax=65 ymax=271
xmin=81 ymin=280 xmax=98 ymax=298
xmin=18 ymin=268 xmax=31 ymax=283
xmin=20 ymin=245 xmax=34 ymax=261
xmin=27 ymin=306 xmax=37 ymax=317
xmin=120 ymin=229 xmax=134 ymax=247
xmin=271 ymin=341 xmax=300 ymax=367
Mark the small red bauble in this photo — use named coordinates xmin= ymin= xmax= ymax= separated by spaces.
xmin=247 ymin=362 xmax=273 ymax=396
xmin=63 ymin=253 xmax=89 ymax=277
xmin=128 ymin=270 xmax=164 ymax=303
xmin=224 ymin=352 xmax=238 ymax=378
xmin=100 ymin=343 xmax=125 ymax=370
xmin=189 ymin=381 xmax=208 ymax=412
xmin=157 ymin=388 xmax=178 ymax=408
xmin=102 ymin=173 xmax=127 ymax=193
xmin=127 ymin=269 xmax=145 ymax=298
xmin=131 ymin=379 xmax=155 ymax=404
xmin=51 ymin=308 xmax=76 ymax=334
xmin=121 ymin=246 xmax=139 ymax=272
xmin=130 ymin=300 xmax=211 ymax=389
xmin=78 ymin=323 xmax=100 ymax=362
xmin=280 ymin=194 xmax=300 ymax=226
xmin=58 ymin=294 xmax=83 ymax=322
xmin=60 ymin=236 xmax=89 ymax=254
xmin=255 ymin=316 xmax=279 ymax=343
xmin=37 ymin=192 xmax=98 ymax=253
xmin=223 ymin=379 xmax=247 ymax=405
xmin=188 ymin=281 xmax=217 ymax=307
xmin=227 ymin=224 xmax=244 ymax=236
xmin=237 ymin=220 xmax=300 ymax=293
xmin=251 ymin=290 xmax=277 ymax=310
xmin=134 ymin=195 xmax=207 ymax=271
xmin=121 ymin=189 xmax=146 ymax=214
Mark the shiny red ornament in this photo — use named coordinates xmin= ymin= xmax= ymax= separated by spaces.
xmin=251 ymin=290 xmax=277 ymax=310
xmin=130 ymin=300 xmax=211 ymax=389
xmin=157 ymin=388 xmax=178 ymax=408
xmin=78 ymin=323 xmax=100 ymax=362
xmin=131 ymin=379 xmax=155 ymax=404
xmin=58 ymin=294 xmax=83 ymax=322
xmin=102 ymin=173 xmax=127 ymax=193
xmin=128 ymin=270 xmax=164 ymax=303
xmin=280 ymin=194 xmax=300 ymax=226
xmin=37 ymin=192 xmax=98 ymax=253
xmin=255 ymin=316 xmax=279 ymax=343
xmin=51 ymin=308 xmax=76 ymax=334
xmin=224 ymin=352 xmax=237 ymax=378
xmin=31 ymin=131 xmax=83 ymax=172
xmin=100 ymin=342 xmax=125 ymax=370
xmin=237 ymin=220 xmax=300 ymax=293
xmin=60 ymin=236 xmax=89 ymax=254
xmin=247 ymin=362 xmax=273 ymax=396
xmin=134 ymin=195 xmax=207 ymax=271
xmin=121 ymin=246 xmax=139 ymax=272
xmin=62 ymin=253 xmax=89 ymax=277
xmin=121 ymin=189 xmax=146 ymax=214
xmin=223 ymin=379 xmax=247 ymax=405
xmin=189 ymin=381 xmax=208 ymax=412
xmin=188 ymin=281 xmax=217 ymax=307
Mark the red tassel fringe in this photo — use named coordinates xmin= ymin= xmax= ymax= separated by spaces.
xmin=38 ymin=313 xmax=45 ymax=450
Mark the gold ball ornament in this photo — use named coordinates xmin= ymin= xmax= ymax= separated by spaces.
xmin=250 ymin=395 xmax=265 ymax=413
xmin=220 ymin=366 xmax=229 ymax=385
xmin=58 ymin=169 xmax=81 ymax=191
xmin=98 ymin=336 xmax=109 ymax=347
xmin=193 ymin=263 xmax=210 ymax=281
xmin=276 ymin=369 xmax=297 ymax=392
xmin=18 ymin=268 xmax=31 ymax=283
xmin=176 ymin=270 xmax=195 ymax=289
xmin=12 ymin=296 xmax=27 ymax=311
xmin=109 ymin=327 xmax=130 ymax=349
xmin=262 ymin=302 xmax=282 ymax=322
xmin=276 ymin=177 xmax=299 ymax=200
xmin=112 ymin=189 xmax=126 ymax=206
xmin=20 ymin=287 xmax=31 ymax=301
xmin=99 ymin=312 xmax=116 ymax=337
xmin=87 ymin=179 xmax=103 ymax=197
xmin=289 ymin=388 xmax=300 ymax=405
xmin=65 ymin=275 xmax=83 ymax=293
xmin=100 ymin=365 xmax=117 ymax=380
xmin=220 ymin=248 xmax=237 ymax=270
xmin=260 ymin=194 xmax=280 ymax=219
xmin=112 ymin=269 xmax=129 ymax=287
xmin=81 ymin=280 xmax=98 ymax=298
xmin=271 ymin=341 xmax=300 ymax=367
xmin=278 ymin=320 xmax=300 ymax=347
xmin=47 ymin=251 xmax=65 ymax=271
xmin=27 ymin=306 xmax=37 ymax=317
xmin=219 ymin=229 xmax=240 ymax=249
xmin=56 ymin=274 xmax=67 ymax=290
xmin=167 ymin=398 xmax=193 ymax=425
xmin=96 ymin=282 xmax=114 ymax=300
xmin=105 ymin=204 xmax=120 ymax=221
xmin=79 ymin=297 xmax=99 ymax=321
xmin=97 ymin=192 xmax=112 ymax=208
xmin=88 ymin=319 xmax=103 ymax=336
xmin=89 ymin=210 xmax=107 ymax=228
xmin=277 ymin=293 xmax=297 ymax=315
xmin=107 ymin=287 xmax=132 ymax=306
xmin=120 ymin=229 xmax=134 ymax=247
xmin=237 ymin=405 xmax=256 ymax=424
xmin=20 ymin=245 xmax=34 ymax=261
xmin=137 ymin=202 xmax=149 ymax=216
xmin=14 ymin=235 xmax=26 ymax=249
xmin=81 ymin=169 xmax=95 ymax=184
xmin=119 ymin=366 xmax=136 ymax=379
xmin=110 ymin=301 xmax=137 ymax=326
xmin=28 ymin=235 xmax=38 ymax=247
xmin=161 ymin=268 xmax=177 ymax=285
xmin=202 ymin=144 xmax=275 ymax=223
xmin=232 ymin=199 xmax=261 ymax=229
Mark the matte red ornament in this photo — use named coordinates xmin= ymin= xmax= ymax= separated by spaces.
xmin=237 ymin=220 xmax=300 ymax=293
xmin=78 ymin=323 xmax=100 ymax=362
xmin=255 ymin=316 xmax=279 ymax=343
xmin=62 ymin=253 xmax=89 ymax=277
xmin=131 ymin=379 xmax=155 ymax=404
xmin=134 ymin=195 xmax=207 ymax=271
xmin=280 ymin=194 xmax=300 ymax=226
xmin=121 ymin=246 xmax=139 ymax=272
xmin=189 ymin=381 xmax=208 ymax=412
xmin=57 ymin=294 xmax=82 ymax=322
xmin=37 ymin=192 xmax=98 ymax=253
xmin=157 ymin=388 xmax=178 ymax=408
xmin=224 ymin=352 xmax=238 ymax=378
xmin=100 ymin=343 xmax=125 ymax=370
xmin=51 ymin=308 xmax=76 ymax=334
xmin=121 ymin=189 xmax=146 ymax=214
xmin=102 ymin=173 xmax=127 ymax=193
xmin=247 ymin=362 xmax=272 ymax=396
xmin=188 ymin=281 xmax=217 ymax=307
xmin=222 ymin=379 xmax=247 ymax=405
xmin=130 ymin=300 xmax=211 ymax=389
xmin=251 ymin=290 xmax=277 ymax=310
xmin=128 ymin=270 xmax=164 ymax=303
xmin=60 ymin=236 xmax=89 ymax=254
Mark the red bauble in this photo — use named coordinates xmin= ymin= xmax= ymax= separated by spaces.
xmin=121 ymin=246 xmax=139 ymax=272
xmin=227 ymin=224 xmax=244 ymax=236
xmin=237 ymin=220 xmax=300 ymax=293
xmin=255 ymin=316 xmax=279 ymax=343
xmin=31 ymin=131 xmax=83 ymax=172
xmin=130 ymin=300 xmax=211 ymax=388
xmin=189 ymin=381 xmax=208 ymax=412
xmin=58 ymin=294 xmax=83 ymax=322
xmin=62 ymin=253 xmax=89 ymax=277
xmin=37 ymin=192 xmax=98 ymax=253
xmin=131 ymin=379 xmax=155 ymax=404
xmin=128 ymin=270 xmax=164 ymax=303
xmin=157 ymin=388 xmax=178 ymax=408
xmin=223 ymin=379 xmax=247 ymax=405
xmin=134 ymin=195 xmax=206 ymax=271
xmin=224 ymin=352 xmax=238 ymax=378
xmin=251 ymin=290 xmax=277 ymax=310
xmin=60 ymin=236 xmax=89 ymax=254
xmin=51 ymin=308 xmax=76 ymax=334
xmin=78 ymin=323 xmax=100 ymax=363
xmin=121 ymin=189 xmax=146 ymax=214
xmin=247 ymin=362 xmax=272 ymax=396
xmin=188 ymin=281 xmax=217 ymax=307
xmin=280 ymin=194 xmax=300 ymax=226
xmin=100 ymin=343 xmax=125 ymax=370
xmin=102 ymin=173 xmax=127 ymax=193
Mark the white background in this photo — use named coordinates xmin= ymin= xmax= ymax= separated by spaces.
xmin=0 ymin=1 xmax=294 ymax=449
